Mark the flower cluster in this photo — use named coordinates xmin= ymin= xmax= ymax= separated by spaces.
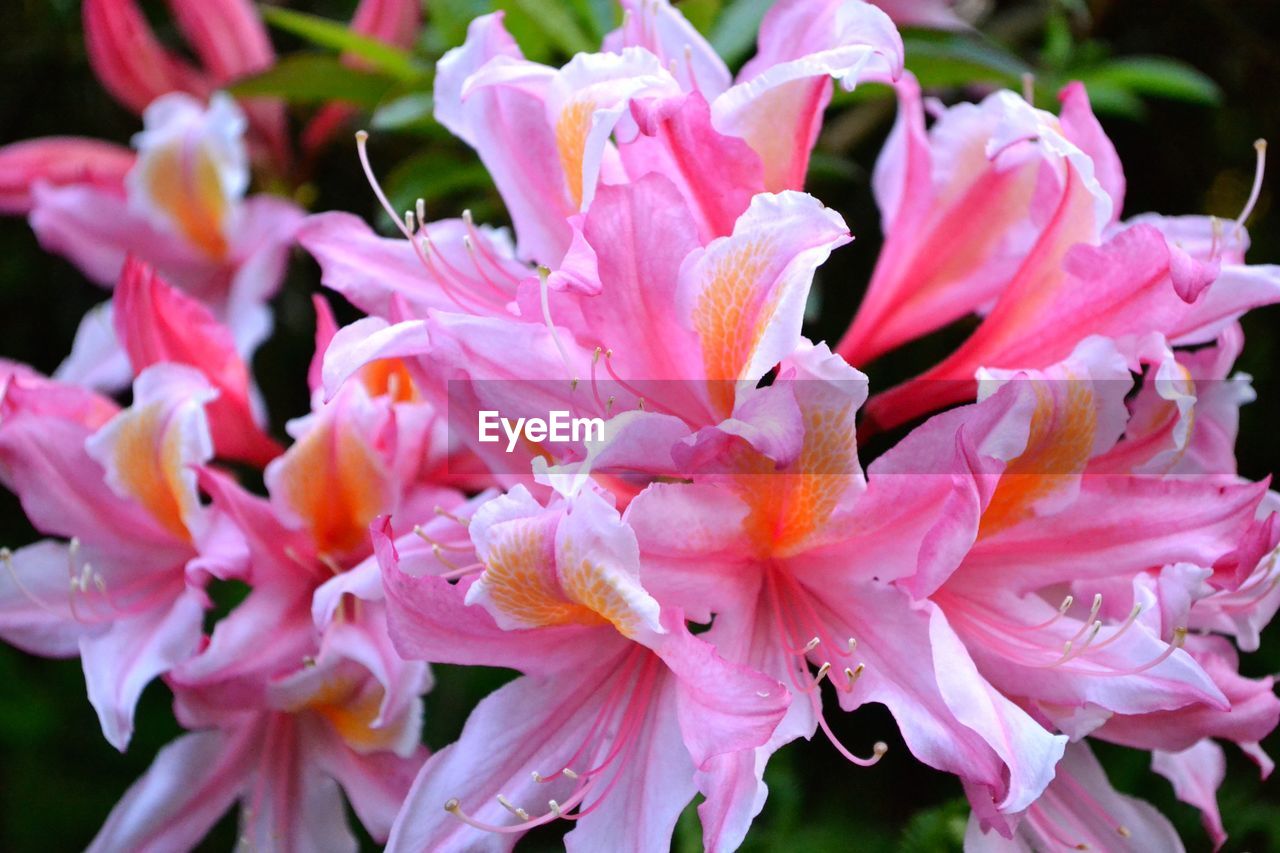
xmin=1 ymin=0 xmax=1278 ymax=850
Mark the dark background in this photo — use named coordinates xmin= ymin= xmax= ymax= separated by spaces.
xmin=0 ymin=0 xmax=1277 ymax=849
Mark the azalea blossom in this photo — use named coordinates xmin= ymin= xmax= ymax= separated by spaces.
xmin=377 ymin=483 xmax=788 ymax=850
xmin=0 ymin=0 xmax=1277 ymax=849
xmin=0 ymin=363 xmax=223 ymax=750
xmin=80 ymin=0 xmax=421 ymax=173
xmin=0 ymin=92 xmax=304 ymax=387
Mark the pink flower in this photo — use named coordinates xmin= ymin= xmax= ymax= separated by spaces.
xmin=0 ymin=363 xmax=228 ymax=750
xmin=113 ymin=258 xmax=283 ymax=466
xmin=626 ymin=341 xmax=1068 ymax=843
xmin=89 ymin=619 xmax=429 ymax=852
xmin=83 ymin=0 xmax=288 ymax=172
xmin=965 ymin=741 xmax=1185 ymax=851
xmin=15 ymin=93 xmax=304 ymax=386
xmin=433 ymin=3 xmax=900 ymax=264
xmin=837 ymin=77 xmax=1121 ymax=365
xmin=376 ymin=483 xmax=788 ymax=850
xmin=893 ymin=337 xmax=1278 ymax=841
xmin=846 ymin=84 xmax=1280 ymax=432
xmin=86 ymin=350 xmax=460 ymax=847
xmin=307 ymin=179 xmax=851 ymax=489
xmin=80 ymin=0 xmax=420 ymax=174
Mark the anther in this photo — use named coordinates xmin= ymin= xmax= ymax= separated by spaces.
xmin=549 ymin=800 xmax=563 ymax=818
xmin=814 ymin=661 xmax=832 ymax=682
xmin=496 ymin=795 xmax=528 ymax=821
xmin=444 ymin=798 xmax=460 ymax=813
xmin=562 ymin=768 xmax=579 ymax=779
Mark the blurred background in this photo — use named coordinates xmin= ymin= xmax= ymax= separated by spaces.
xmin=1 ymin=0 xmax=1277 ymax=849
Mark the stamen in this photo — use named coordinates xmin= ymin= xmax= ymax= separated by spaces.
xmin=816 ymin=705 xmax=888 ymax=767
xmin=356 ymin=132 xmax=419 ymax=245
xmin=1234 ymin=139 xmax=1267 ymax=233
xmin=412 ymin=525 xmax=471 ymax=551
xmin=356 ymin=131 xmax=492 ymax=315
xmin=496 ymin=795 xmax=529 ymax=821
xmin=538 ymin=266 xmax=578 ymax=388
xmin=430 ymin=544 xmax=472 ymax=574
xmin=437 ymin=561 xmax=485 ymax=581
xmin=1 ymin=547 xmax=63 ymax=616
xmin=789 ymin=635 xmax=821 ymax=655
xmin=458 ymin=209 xmax=520 ymax=300
xmin=1009 ymin=594 xmax=1074 ymax=633
xmin=1220 ymin=572 xmax=1280 ymax=612
xmin=318 ymin=554 xmax=344 ymax=576
xmin=589 ymin=348 xmax=606 ymax=414
xmin=434 ymin=505 xmax=470 ymax=526
xmin=1087 ymin=604 xmax=1142 ymax=652
xmin=443 ymin=784 xmax=593 ymax=834
xmin=1077 ymin=627 xmax=1189 ymax=678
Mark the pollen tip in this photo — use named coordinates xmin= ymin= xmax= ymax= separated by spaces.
xmin=1117 ymin=825 xmax=1132 ymax=837
xmin=444 ymin=798 xmax=460 ymax=812
xmin=355 ymin=130 xmax=369 ymax=143
xmin=873 ymin=741 xmax=888 ymax=756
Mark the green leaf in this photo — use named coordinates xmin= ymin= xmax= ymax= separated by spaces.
xmin=371 ymin=92 xmax=437 ymax=133
xmin=898 ymin=798 xmax=968 ymax=853
xmin=710 ymin=0 xmax=772 ymax=67
xmin=427 ymin=0 xmax=494 ymax=51
xmin=1073 ymin=79 xmax=1147 ymax=119
xmin=1041 ymin=9 xmax=1074 ymax=70
xmin=229 ymin=54 xmax=397 ymax=107
xmin=679 ymin=0 xmax=723 ymax=34
xmin=504 ymin=0 xmax=595 ymax=56
xmin=259 ymin=5 xmax=424 ymax=81
xmin=1080 ymin=56 xmax=1221 ymax=105
xmin=384 ymin=151 xmax=496 ymax=217
xmin=566 ymin=0 xmax=617 ymax=41
xmin=902 ymin=33 xmax=1031 ymax=90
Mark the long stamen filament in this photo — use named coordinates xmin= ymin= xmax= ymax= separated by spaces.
xmin=1234 ymin=139 xmax=1268 ymax=234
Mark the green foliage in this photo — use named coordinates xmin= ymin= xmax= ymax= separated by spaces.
xmin=230 ymin=53 xmax=399 ymax=107
xmin=902 ymin=30 xmax=1032 ymax=89
xmin=259 ymin=5 xmax=426 ymax=80
xmin=709 ymin=0 xmax=771 ymax=66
